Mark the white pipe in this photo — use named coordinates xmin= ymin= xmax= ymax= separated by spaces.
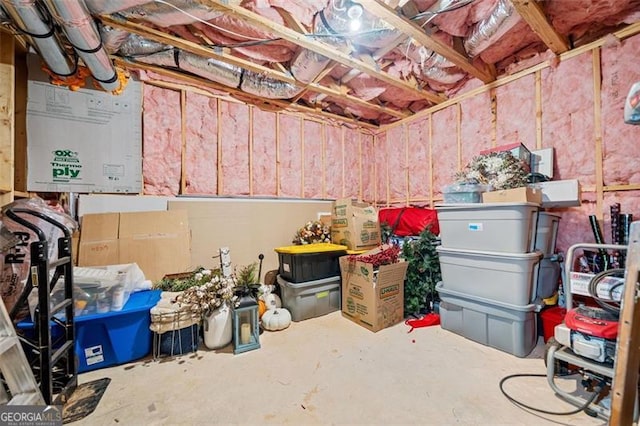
xmin=1 ymin=0 xmax=74 ymax=76
xmin=44 ymin=0 xmax=120 ymax=92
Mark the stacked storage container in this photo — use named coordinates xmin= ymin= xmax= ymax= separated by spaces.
xmin=435 ymin=202 xmax=543 ymax=357
xmin=274 ymin=244 xmax=346 ymax=322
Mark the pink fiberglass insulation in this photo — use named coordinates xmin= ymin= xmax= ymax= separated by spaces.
xmin=387 ymin=125 xmax=408 ymax=202
xmin=361 ymin=134 xmax=375 ymax=203
xmin=460 ymin=90 xmax=493 ymax=167
xmin=408 ymin=118 xmax=430 ymax=201
xmin=303 ymin=120 xmax=323 ymax=199
xmin=552 ymin=202 xmax=598 ymax=254
xmin=265 ymin=0 xmax=328 ymax=27
xmin=431 ymin=107 xmax=458 ymax=197
xmin=344 ymin=128 xmax=360 ymax=199
xmin=546 ymin=0 xmax=638 ymax=36
xmin=601 ymin=34 xmax=640 ymax=186
xmin=278 ymin=114 xmax=303 ymax=198
xmin=220 ymin=102 xmax=250 ymax=195
xmin=496 ymin=73 xmax=536 ymax=149
xmin=252 ymin=108 xmax=277 ymax=196
xmin=325 ymin=125 xmax=343 ymax=199
xmin=142 ymin=85 xmax=181 ymax=195
xmin=375 ymin=131 xmax=388 ymax=203
xmin=542 ymin=51 xmax=595 ymax=185
xmin=479 ymin=20 xmax=541 ymax=65
xmin=184 ymin=92 xmax=218 ymax=194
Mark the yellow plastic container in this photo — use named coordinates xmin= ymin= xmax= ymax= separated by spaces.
xmin=274 ymin=243 xmax=347 ymax=283
xmin=274 ymin=243 xmax=348 ymax=254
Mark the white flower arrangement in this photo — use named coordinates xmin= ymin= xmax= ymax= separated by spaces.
xmin=455 ymin=151 xmax=529 ymax=190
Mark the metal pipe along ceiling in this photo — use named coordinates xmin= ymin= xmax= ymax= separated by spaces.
xmin=0 ymin=0 xmax=74 ymax=76
xmin=43 ymin=0 xmax=120 ymax=91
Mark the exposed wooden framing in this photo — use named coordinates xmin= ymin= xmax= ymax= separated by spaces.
xmin=359 ymin=0 xmax=495 ymax=84
xmin=103 ymin=18 xmax=400 ymax=121
xmin=404 ymin=124 xmax=409 ymax=206
xmin=381 ymin=22 xmax=640 ymax=131
xmin=180 ymin=90 xmax=187 ymax=194
xmin=593 ymin=49 xmax=604 ymax=221
xmin=358 ymin=132 xmax=363 ymax=200
xmin=275 ymin=112 xmax=281 ymax=197
xmin=604 ymin=184 xmax=640 ymax=192
xmin=216 ymin=98 xmax=223 ymax=195
xmin=201 ymin=0 xmax=445 ymax=104
xmin=299 ymin=117 xmax=304 ymax=198
xmin=114 ymin=58 xmax=379 ymax=130
xmin=510 ymin=0 xmax=569 ymax=54
xmin=249 ymin=106 xmax=254 ymax=196
xmin=373 ymin=133 xmax=378 ymax=204
xmin=341 ymin=127 xmax=346 ymax=197
xmin=322 ymin=124 xmax=327 ymax=199
xmin=490 ymin=88 xmax=497 ymax=146
xmin=535 ymin=70 xmax=543 ymax=149
xmin=0 ymin=33 xmax=14 ymax=206
xmin=428 ymin=115 xmax=434 ymax=208
xmin=456 ymin=103 xmax=462 ymax=170
xmin=610 ymin=222 xmax=640 ymax=425
xmin=13 ymin=52 xmax=26 ymax=192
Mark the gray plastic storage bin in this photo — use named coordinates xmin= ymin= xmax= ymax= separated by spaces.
xmin=436 ymin=246 xmax=543 ymax=305
xmin=535 ymin=212 xmax=560 ymax=256
xmin=435 ymin=202 xmax=539 ymax=253
xmin=436 ymin=283 xmax=537 ymax=358
xmin=537 ymin=257 xmax=561 ymax=300
xmin=277 ymin=275 xmax=341 ymax=322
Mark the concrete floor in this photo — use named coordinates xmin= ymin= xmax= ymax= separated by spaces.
xmin=76 ymin=312 xmax=606 ymax=425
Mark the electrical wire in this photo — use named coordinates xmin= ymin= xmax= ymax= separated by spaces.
xmin=499 ymin=373 xmax=604 ymax=416
xmin=587 ymin=268 xmax=625 ymax=315
xmin=152 ymin=0 xmax=268 ymax=41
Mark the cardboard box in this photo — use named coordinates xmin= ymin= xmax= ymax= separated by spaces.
xmin=482 ymin=187 xmax=542 ymax=205
xmin=480 ymin=142 xmax=531 ymax=168
xmin=331 ymin=198 xmax=381 ymax=251
xmin=538 ymin=179 xmax=581 ymax=208
xmin=340 ymin=249 xmax=408 ymax=332
xmin=78 ymin=210 xmax=191 ymax=281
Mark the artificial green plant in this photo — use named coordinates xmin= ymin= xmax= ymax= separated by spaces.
xmin=402 ymin=227 xmax=441 ymax=317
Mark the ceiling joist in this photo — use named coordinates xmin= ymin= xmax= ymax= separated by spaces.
xmin=510 ymin=0 xmax=570 ymax=54
xmin=197 ymin=0 xmax=446 ymax=104
xmin=358 ymin=0 xmax=496 ymax=84
xmin=100 ymin=15 xmax=407 ymax=119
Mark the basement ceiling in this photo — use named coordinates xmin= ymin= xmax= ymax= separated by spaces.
xmin=2 ymin=0 xmax=640 ymax=126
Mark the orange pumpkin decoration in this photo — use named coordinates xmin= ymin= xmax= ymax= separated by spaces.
xmin=258 ymin=300 xmax=267 ymax=318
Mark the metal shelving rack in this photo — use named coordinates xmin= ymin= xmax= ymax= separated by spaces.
xmin=5 ymin=208 xmax=77 ymax=405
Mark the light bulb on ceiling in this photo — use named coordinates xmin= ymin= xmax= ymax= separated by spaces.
xmin=347 ymin=2 xmax=363 ymax=32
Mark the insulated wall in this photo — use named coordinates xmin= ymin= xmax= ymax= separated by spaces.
xmin=374 ymin=33 xmax=640 ymax=253
xmin=142 ymin=88 xmax=375 ymax=201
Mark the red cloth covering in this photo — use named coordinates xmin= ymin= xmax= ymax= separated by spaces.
xmin=379 ymin=207 xmax=439 ymax=237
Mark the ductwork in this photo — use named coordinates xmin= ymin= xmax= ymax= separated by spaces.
xmin=44 ymin=0 xmax=120 ymax=91
xmin=86 ymin=0 xmax=226 ymax=27
xmin=0 ymin=0 xmax=74 ymax=76
xmin=464 ymin=0 xmax=519 ymax=57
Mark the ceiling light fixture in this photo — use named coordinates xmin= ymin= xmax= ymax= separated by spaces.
xmin=347 ymin=2 xmax=363 ymax=32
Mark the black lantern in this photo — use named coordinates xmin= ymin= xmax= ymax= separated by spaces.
xmin=232 ymin=292 xmax=260 ymax=354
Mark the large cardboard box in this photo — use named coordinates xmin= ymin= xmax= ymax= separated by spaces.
xmin=482 ymin=187 xmax=542 ymax=205
xmin=331 ymin=198 xmax=381 ymax=251
xmin=78 ymin=210 xmax=191 ymax=281
xmin=340 ymin=250 xmax=408 ymax=332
